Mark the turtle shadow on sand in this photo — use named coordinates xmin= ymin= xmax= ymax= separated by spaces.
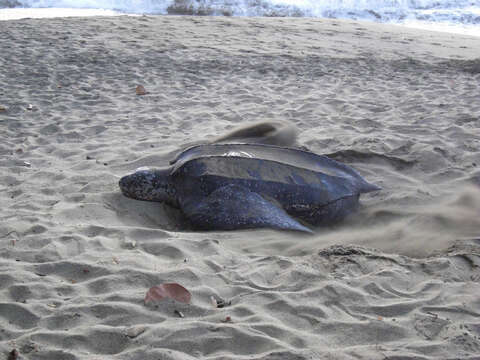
xmin=104 ymin=192 xmax=187 ymax=231
xmin=118 ymin=121 xmax=381 ymax=233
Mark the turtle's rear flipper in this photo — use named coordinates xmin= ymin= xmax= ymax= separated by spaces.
xmin=182 ymin=184 xmax=312 ymax=233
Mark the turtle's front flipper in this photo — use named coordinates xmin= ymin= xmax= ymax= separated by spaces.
xmin=181 ymin=184 xmax=312 ymax=233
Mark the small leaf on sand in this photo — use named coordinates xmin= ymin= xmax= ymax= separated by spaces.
xmin=145 ymin=283 xmax=191 ymax=304
xmin=136 ymin=85 xmax=147 ymax=95
xmin=8 ymin=349 xmax=18 ymax=360
xmin=126 ymin=325 xmax=146 ymax=338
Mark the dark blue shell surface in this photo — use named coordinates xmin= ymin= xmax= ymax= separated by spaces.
xmin=170 ymin=144 xmax=380 ymax=227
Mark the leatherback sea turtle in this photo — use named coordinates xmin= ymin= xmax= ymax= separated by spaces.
xmin=119 ymin=143 xmax=380 ymax=232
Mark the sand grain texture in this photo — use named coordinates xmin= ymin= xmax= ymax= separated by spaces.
xmin=1 ymin=15 xmax=480 ymax=359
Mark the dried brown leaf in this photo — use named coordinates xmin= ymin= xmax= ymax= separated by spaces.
xmin=145 ymin=283 xmax=191 ymax=304
xmin=136 ymin=85 xmax=147 ymax=95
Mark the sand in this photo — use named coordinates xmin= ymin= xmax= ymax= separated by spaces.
xmin=1 ymin=14 xmax=480 ymax=359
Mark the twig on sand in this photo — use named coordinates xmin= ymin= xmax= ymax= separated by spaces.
xmin=174 ymin=309 xmax=184 ymax=318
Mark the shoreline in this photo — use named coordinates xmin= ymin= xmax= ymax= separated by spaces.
xmin=1 ymin=7 xmax=480 ymax=37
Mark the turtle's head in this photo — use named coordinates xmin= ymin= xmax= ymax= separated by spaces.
xmin=119 ymin=168 xmax=174 ymax=204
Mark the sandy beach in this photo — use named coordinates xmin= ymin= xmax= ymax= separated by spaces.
xmin=1 ymin=14 xmax=480 ymax=359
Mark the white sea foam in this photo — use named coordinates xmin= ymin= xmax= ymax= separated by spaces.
xmin=0 ymin=7 xmax=123 ymax=20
